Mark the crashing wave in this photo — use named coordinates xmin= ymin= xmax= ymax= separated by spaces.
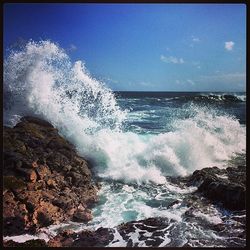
xmin=3 ymin=40 xmax=246 ymax=184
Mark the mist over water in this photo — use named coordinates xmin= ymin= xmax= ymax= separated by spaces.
xmin=3 ymin=40 xmax=246 ymax=184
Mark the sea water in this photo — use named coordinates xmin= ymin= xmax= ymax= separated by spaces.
xmin=3 ymin=40 xmax=246 ymax=247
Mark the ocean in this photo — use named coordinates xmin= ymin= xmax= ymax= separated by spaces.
xmin=3 ymin=41 xmax=246 ymax=247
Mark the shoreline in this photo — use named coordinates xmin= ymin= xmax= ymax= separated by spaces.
xmin=3 ymin=116 xmax=246 ymax=247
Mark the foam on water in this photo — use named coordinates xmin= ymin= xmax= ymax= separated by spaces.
xmin=81 ymin=180 xmax=194 ymax=230
xmin=3 ymin=234 xmax=50 ymax=243
xmin=205 ymin=93 xmax=246 ymax=102
xmin=193 ymin=211 xmax=223 ymax=225
xmin=4 ymin=40 xmax=246 ymax=185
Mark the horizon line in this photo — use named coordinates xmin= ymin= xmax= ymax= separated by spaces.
xmin=113 ymin=90 xmax=246 ymax=92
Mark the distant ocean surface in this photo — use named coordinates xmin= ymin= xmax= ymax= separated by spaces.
xmin=115 ymin=91 xmax=246 ymax=134
xmin=3 ymin=41 xmax=246 ymax=247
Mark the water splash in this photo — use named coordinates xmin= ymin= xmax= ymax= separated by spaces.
xmin=4 ymin=40 xmax=126 ymax=130
xmin=4 ymin=40 xmax=246 ymax=184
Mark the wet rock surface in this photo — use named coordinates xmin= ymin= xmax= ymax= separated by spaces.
xmin=3 ymin=116 xmax=98 ymax=236
xmin=72 ymin=228 xmax=115 ymax=247
xmin=3 ymin=239 xmax=48 ymax=247
xmin=187 ymin=165 xmax=246 ymax=210
xmin=116 ymin=217 xmax=171 ymax=247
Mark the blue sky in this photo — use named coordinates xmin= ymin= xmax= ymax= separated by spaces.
xmin=4 ymin=3 xmax=246 ymax=91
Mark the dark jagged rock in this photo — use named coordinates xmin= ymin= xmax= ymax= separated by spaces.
xmin=20 ymin=116 xmax=55 ymax=128
xmin=118 ymin=217 xmax=169 ymax=233
xmin=116 ymin=217 xmax=171 ymax=247
xmin=187 ymin=165 xmax=246 ymax=210
xmin=3 ymin=239 xmax=48 ymax=247
xmin=47 ymin=228 xmax=114 ymax=247
xmin=3 ymin=116 xmax=98 ymax=236
xmin=72 ymin=208 xmax=93 ymax=222
xmin=72 ymin=227 xmax=115 ymax=247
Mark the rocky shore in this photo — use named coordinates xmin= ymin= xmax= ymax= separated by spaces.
xmin=3 ymin=117 xmax=246 ymax=247
xmin=3 ymin=116 xmax=99 ymax=236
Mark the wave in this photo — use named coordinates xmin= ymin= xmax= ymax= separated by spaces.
xmin=115 ymin=92 xmax=246 ymax=103
xmin=95 ymin=105 xmax=245 ymax=183
xmin=175 ymin=93 xmax=246 ymax=103
xmin=3 ymin=40 xmax=246 ymax=184
xmin=3 ymin=40 xmax=126 ymax=130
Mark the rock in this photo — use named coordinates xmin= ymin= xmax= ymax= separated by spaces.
xmin=3 ymin=191 xmax=29 ymax=236
xmin=63 ymin=164 xmax=72 ymax=172
xmin=16 ymin=167 xmax=37 ymax=183
xmin=68 ymin=171 xmax=86 ymax=186
xmin=187 ymin=165 xmax=246 ymax=210
xmin=3 ymin=191 xmax=18 ymax=218
xmin=167 ymin=200 xmax=181 ymax=209
xmin=36 ymin=164 xmax=51 ymax=180
xmin=32 ymin=201 xmax=60 ymax=227
xmin=47 ymin=136 xmax=74 ymax=151
xmin=119 ymin=217 xmax=169 ymax=234
xmin=3 ymin=176 xmax=26 ymax=191
xmin=20 ymin=116 xmax=55 ymax=128
xmin=3 ymin=116 xmax=98 ymax=235
xmin=31 ymin=161 xmax=38 ymax=168
xmin=52 ymin=197 xmax=72 ymax=209
xmin=65 ymin=176 xmax=72 ymax=184
xmin=46 ymin=179 xmax=57 ymax=188
xmin=73 ymin=209 xmax=93 ymax=222
xmin=3 ymin=239 xmax=48 ymax=247
xmin=72 ymin=228 xmax=114 ymax=247
xmin=27 ymin=180 xmax=46 ymax=191
xmin=48 ymin=230 xmax=77 ymax=247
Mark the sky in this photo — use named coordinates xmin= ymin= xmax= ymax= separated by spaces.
xmin=3 ymin=3 xmax=246 ymax=91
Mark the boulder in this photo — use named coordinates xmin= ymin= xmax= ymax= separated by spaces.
xmin=3 ymin=116 xmax=98 ymax=235
xmin=72 ymin=228 xmax=114 ymax=247
xmin=73 ymin=209 xmax=93 ymax=222
xmin=3 ymin=239 xmax=48 ymax=247
xmin=187 ymin=165 xmax=246 ymax=210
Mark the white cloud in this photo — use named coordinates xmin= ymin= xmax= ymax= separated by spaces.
xmin=192 ymin=37 xmax=200 ymax=42
xmin=189 ymin=36 xmax=201 ymax=47
xmin=160 ymin=55 xmax=184 ymax=64
xmin=192 ymin=61 xmax=201 ymax=69
xmin=139 ymin=81 xmax=153 ymax=87
xmin=225 ymin=41 xmax=235 ymax=51
xmin=179 ymin=58 xmax=184 ymax=64
xmin=68 ymin=44 xmax=77 ymax=51
xmin=187 ymin=79 xmax=195 ymax=86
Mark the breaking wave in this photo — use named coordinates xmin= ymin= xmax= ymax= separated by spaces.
xmin=3 ymin=40 xmax=246 ymax=184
